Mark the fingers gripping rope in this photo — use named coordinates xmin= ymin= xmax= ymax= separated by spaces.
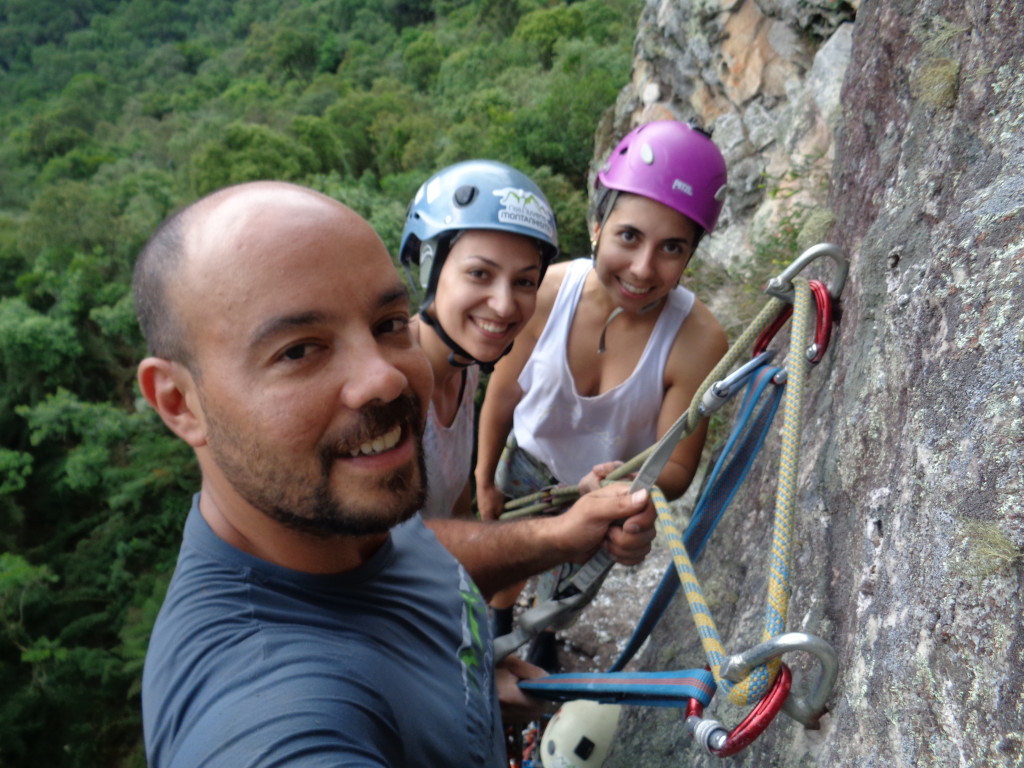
xmin=656 ymin=278 xmax=814 ymax=707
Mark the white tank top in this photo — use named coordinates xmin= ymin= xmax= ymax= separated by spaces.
xmin=511 ymin=258 xmax=695 ymax=484
xmin=421 ymin=366 xmax=479 ymax=519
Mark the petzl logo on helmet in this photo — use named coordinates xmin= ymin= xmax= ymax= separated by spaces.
xmin=672 ymin=179 xmax=694 ymax=196
xmin=493 ymin=187 xmax=555 ymax=240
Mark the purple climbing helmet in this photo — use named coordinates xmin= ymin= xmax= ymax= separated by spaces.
xmin=597 ymin=120 xmax=728 ymax=234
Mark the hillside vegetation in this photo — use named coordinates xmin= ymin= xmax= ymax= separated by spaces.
xmin=0 ymin=1 xmax=640 ymax=764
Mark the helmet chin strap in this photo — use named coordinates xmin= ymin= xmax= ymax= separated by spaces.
xmin=418 ymin=305 xmax=510 ymax=374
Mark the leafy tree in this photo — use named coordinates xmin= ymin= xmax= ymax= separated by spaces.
xmin=271 ymin=27 xmax=321 ymax=80
xmin=403 ymin=29 xmax=443 ymax=90
xmin=0 ymin=298 xmax=83 ymax=415
xmin=511 ymin=39 xmax=631 ymax=184
xmin=0 ymin=0 xmax=641 ymax=763
xmin=324 ymin=78 xmax=427 ymax=180
xmin=22 ymin=112 xmax=94 ymax=164
xmin=37 ymin=145 xmax=119 ymax=184
xmin=293 ymin=115 xmax=346 ymax=173
xmin=190 ymin=122 xmax=318 ymax=195
xmin=514 ymin=3 xmax=585 ymax=69
xmin=477 ymin=0 xmax=524 ymax=38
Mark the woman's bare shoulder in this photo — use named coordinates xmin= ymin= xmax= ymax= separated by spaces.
xmin=535 ymin=259 xmax=574 ymax=315
xmin=666 ymin=295 xmax=729 ymax=384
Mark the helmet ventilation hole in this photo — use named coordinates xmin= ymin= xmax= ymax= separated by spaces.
xmin=574 ymin=736 xmax=596 ymax=759
xmin=454 ymin=185 xmax=477 ymax=207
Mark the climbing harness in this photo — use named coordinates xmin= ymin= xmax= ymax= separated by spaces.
xmin=501 ymin=243 xmax=848 ymax=757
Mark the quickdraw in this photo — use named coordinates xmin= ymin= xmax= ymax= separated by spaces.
xmin=509 ymin=243 xmax=848 ymax=757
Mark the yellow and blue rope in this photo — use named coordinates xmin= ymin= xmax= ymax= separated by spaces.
xmin=653 ymin=278 xmax=813 ymax=706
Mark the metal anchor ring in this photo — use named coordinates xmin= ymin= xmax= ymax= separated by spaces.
xmin=720 ymin=631 xmax=838 ymax=729
xmin=764 ymin=242 xmax=849 ymax=302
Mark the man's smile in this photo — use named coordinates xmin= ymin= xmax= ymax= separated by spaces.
xmin=345 ymin=424 xmax=403 ymax=457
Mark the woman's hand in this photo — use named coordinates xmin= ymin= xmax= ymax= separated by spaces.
xmin=576 ymin=460 xmax=627 ymax=495
xmin=476 ymin=481 xmax=508 ymax=521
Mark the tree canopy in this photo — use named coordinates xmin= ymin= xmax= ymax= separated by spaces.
xmin=0 ymin=0 xmax=640 ymax=764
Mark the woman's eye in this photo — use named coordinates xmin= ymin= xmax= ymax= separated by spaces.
xmin=618 ymin=229 xmax=638 ymax=243
xmin=662 ymin=242 xmax=690 ymax=258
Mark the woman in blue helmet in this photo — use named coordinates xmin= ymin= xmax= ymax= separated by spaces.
xmin=399 ymin=160 xmax=560 ymax=520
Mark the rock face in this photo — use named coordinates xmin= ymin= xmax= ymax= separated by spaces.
xmin=584 ymin=1 xmax=1024 ymax=766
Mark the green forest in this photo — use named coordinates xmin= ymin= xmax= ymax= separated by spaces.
xmin=0 ymin=0 xmax=641 ymax=763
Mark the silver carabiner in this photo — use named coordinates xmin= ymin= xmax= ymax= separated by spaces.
xmin=699 ymin=350 xmax=777 ymax=416
xmin=720 ymin=632 xmax=838 ymax=729
xmin=764 ymin=243 xmax=849 ymax=302
xmin=493 ymin=559 xmax=614 ymax=661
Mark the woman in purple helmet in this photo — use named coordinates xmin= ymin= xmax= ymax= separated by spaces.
xmin=475 ymin=122 xmax=729 ymax=659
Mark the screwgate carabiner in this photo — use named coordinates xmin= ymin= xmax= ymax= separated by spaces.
xmin=752 ymin=279 xmax=835 ymax=363
xmin=686 ymin=664 xmax=793 ymax=757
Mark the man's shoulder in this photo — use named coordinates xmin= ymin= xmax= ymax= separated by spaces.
xmin=146 ymin=641 xmax=402 ymax=767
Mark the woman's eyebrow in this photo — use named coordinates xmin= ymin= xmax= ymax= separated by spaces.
xmin=463 ymin=254 xmax=540 ymax=272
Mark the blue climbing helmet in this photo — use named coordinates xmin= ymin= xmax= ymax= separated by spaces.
xmin=399 ymin=159 xmax=559 ymax=311
xmin=398 ymin=160 xmax=559 ymax=370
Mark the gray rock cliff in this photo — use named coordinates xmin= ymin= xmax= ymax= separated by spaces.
xmin=582 ymin=1 xmax=1024 ymax=765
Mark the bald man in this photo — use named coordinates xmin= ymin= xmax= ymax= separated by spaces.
xmin=135 ymin=182 xmax=655 ymax=767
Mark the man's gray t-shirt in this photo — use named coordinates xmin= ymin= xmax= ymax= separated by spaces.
xmin=142 ymin=498 xmax=503 ymax=767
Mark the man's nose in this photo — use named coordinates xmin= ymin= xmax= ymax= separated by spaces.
xmin=340 ymin=346 xmax=408 ymax=410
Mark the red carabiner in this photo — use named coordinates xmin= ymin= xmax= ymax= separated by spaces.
xmin=806 ymin=280 xmax=832 ymax=364
xmin=752 ymin=305 xmax=792 ymax=358
xmin=752 ymin=280 xmax=834 ymax=365
xmin=686 ymin=664 xmax=793 ymax=757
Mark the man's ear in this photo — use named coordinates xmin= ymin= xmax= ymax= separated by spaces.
xmin=137 ymin=357 xmax=208 ymax=447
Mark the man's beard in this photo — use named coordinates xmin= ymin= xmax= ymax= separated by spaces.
xmin=205 ymin=394 xmax=428 ymax=538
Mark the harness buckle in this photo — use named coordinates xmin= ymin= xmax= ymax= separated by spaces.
xmin=764 ymin=242 xmax=849 ymax=303
xmin=720 ymin=631 xmax=838 ymax=729
xmin=493 ymin=557 xmax=614 ymax=661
